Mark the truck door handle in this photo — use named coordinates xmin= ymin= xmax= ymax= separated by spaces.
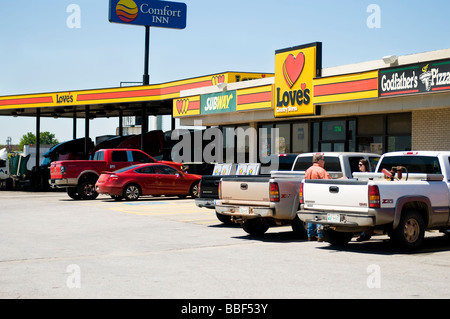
xmin=240 ymin=183 xmax=248 ymax=190
xmin=329 ymin=186 xmax=339 ymax=193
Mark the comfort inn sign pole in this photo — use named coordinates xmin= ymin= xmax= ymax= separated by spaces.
xmin=109 ymin=0 xmax=187 ymax=84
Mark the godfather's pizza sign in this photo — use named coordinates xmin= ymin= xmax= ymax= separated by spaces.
xmin=379 ymin=59 xmax=450 ymax=97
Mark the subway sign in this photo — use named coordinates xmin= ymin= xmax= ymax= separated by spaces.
xmin=201 ymin=91 xmax=236 ymax=115
xmin=109 ymin=0 xmax=187 ymax=29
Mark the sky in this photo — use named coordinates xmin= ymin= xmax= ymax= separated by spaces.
xmin=1 ymin=0 xmax=450 ymax=146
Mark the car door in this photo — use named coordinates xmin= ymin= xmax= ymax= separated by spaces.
xmin=134 ymin=166 xmax=160 ymax=196
xmin=153 ymin=165 xmax=184 ymax=195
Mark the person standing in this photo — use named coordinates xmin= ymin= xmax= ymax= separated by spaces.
xmin=357 ymin=158 xmax=373 ymax=242
xmin=305 ymin=153 xmax=330 ymax=241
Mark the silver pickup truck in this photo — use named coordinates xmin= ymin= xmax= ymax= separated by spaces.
xmin=215 ymin=152 xmax=380 ymax=236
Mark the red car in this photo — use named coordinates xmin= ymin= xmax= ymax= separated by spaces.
xmin=95 ymin=163 xmax=201 ymax=201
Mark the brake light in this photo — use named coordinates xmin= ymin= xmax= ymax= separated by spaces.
xmin=299 ymin=182 xmax=304 ymax=204
xmin=108 ymin=174 xmax=119 ymax=181
xmin=218 ymin=181 xmax=222 ymax=199
xmin=269 ymin=182 xmax=280 ymax=202
xmin=368 ymin=185 xmax=380 ymax=208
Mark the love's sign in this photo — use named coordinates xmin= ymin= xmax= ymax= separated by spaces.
xmin=274 ymin=43 xmax=321 ymax=117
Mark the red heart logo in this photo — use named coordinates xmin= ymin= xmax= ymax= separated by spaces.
xmin=283 ymin=52 xmax=305 ymax=88
xmin=176 ymin=100 xmax=183 ymax=114
xmin=176 ymin=99 xmax=186 ymax=114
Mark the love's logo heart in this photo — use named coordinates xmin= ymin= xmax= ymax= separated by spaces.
xmin=283 ymin=52 xmax=305 ymax=88
xmin=176 ymin=99 xmax=189 ymax=114
xmin=211 ymin=75 xmax=225 ymax=86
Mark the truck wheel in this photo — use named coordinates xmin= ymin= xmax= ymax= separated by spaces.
xmin=5 ymin=178 xmax=13 ymax=190
xmin=291 ymin=215 xmax=308 ymax=239
xmin=77 ymin=178 xmax=99 ymax=200
xmin=123 ymin=184 xmax=141 ymax=201
xmin=323 ymin=230 xmax=354 ymax=245
xmin=243 ymin=218 xmax=269 ymax=236
xmin=390 ymin=210 xmax=425 ymax=250
xmin=215 ymin=212 xmax=233 ymax=224
xmin=67 ymin=187 xmax=81 ymax=200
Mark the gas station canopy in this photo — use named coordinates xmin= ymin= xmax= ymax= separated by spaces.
xmin=0 ymin=72 xmax=273 ymax=119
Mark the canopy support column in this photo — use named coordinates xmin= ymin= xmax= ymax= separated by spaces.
xmin=85 ymin=106 xmax=90 ymax=158
xmin=35 ymin=108 xmax=40 ymax=168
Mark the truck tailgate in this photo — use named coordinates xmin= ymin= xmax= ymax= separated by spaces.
xmin=220 ymin=176 xmax=271 ymax=202
xmin=302 ymin=179 xmax=369 ymax=212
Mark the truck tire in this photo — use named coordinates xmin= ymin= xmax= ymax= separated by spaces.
xmin=67 ymin=187 xmax=81 ymax=200
xmin=5 ymin=178 xmax=13 ymax=190
xmin=323 ymin=229 xmax=354 ymax=246
xmin=215 ymin=212 xmax=232 ymax=224
xmin=291 ymin=215 xmax=308 ymax=239
xmin=390 ymin=209 xmax=425 ymax=250
xmin=243 ymin=218 xmax=269 ymax=236
xmin=77 ymin=178 xmax=99 ymax=200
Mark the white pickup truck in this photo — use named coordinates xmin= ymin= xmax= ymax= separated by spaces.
xmin=215 ymin=152 xmax=379 ymax=236
xmin=297 ymin=151 xmax=450 ymax=250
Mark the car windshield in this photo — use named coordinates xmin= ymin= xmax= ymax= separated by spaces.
xmin=114 ymin=165 xmax=140 ymax=173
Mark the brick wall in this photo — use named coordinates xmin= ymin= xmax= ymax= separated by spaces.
xmin=412 ymin=108 xmax=450 ymax=150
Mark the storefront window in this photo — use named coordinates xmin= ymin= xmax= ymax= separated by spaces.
xmin=275 ymin=123 xmax=290 ymax=154
xmin=292 ymin=123 xmax=309 ymax=153
xmin=313 ymin=119 xmax=354 ymax=152
xmin=223 ymin=126 xmax=236 ymax=163
xmin=358 ymin=115 xmax=384 ymax=135
xmin=322 ymin=120 xmax=346 ymax=141
xmin=388 ymin=113 xmax=412 ymax=135
xmin=356 ymin=113 xmax=411 ymax=154
xmin=312 ymin=122 xmax=320 ymax=152
xmin=357 ymin=136 xmax=384 ymax=153
xmin=387 ymin=136 xmax=411 ymax=152
xmin=348 ymin=120 xmax=356 ymax=152
xmin=259 ymin=124 xmax=273 ymax=157
xmin=235 ymin=125 xmax=250 ymax=162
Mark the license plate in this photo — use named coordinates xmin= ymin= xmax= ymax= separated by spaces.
xmin=240 ymin=206 xmax=250 ymax=215
xmin=327 ymin=213 xmax=341 ymax=222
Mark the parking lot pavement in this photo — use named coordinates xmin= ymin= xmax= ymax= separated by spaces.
xmin=1 ymin=191 xmax=450 ymax=300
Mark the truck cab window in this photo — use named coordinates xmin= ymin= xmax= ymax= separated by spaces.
xmin=323 ymin=157 xmax=341 ymax=172
xmin=111 ymin=151 xmax=128 ymax=162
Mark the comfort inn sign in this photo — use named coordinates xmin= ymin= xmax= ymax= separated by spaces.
xmin=109 ymin=0 xmax=187 ymax=29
